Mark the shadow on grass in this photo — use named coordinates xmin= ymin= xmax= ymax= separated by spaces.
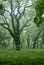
xmin=0 ymin=62 xmax=44 ymax=65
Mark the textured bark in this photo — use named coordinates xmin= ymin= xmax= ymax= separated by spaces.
xmin=14 ymin=19 xmax=21 ymax=50
xmin=14 ymin=34 xmax=21 ymax=50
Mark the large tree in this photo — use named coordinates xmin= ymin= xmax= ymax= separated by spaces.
xmin=0 ymin=0 xmax=34 ymax=50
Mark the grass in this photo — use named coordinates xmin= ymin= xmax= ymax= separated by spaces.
xmin=0 ymin=48 xmax=44 ymax=65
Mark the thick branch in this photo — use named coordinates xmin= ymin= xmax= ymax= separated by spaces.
xmin=10 ymin=0 xmax=16 ymax=33
xmin=15 ymin=0 xmax=35 ymax=20
xmin=4 ymin=9 xmax=11 ymax=15
xmin=20 ymin=17 xmax=33 ymax=33
xmin=0 ymin=14 xmax=9 ymax=27
xmin=18 ymin=7 xmax=25 ymax=20
xmin=0 ymin=23 xmax=8 ymax=25
xmin=0 ymin=24 xmax=15 ymax=38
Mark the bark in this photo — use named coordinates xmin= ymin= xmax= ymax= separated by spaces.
xmin=15 ymin=39 xmax=21 ymax=50
xmin=14 ymin=33 xmax=21 ymax=50
xmin=14 ymin=19 xmax=21 ymax=50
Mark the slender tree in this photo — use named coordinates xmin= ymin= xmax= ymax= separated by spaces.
xmin=33 ymin=29 xmax=41 ymax=48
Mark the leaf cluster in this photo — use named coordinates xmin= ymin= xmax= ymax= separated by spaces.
xmin=34 ymin=0 xmax=44 ymax=27
xmin=0 ymin=4 xmax=4 ymax=15
xmin=35 ymin=0 xmax=44 ymax=16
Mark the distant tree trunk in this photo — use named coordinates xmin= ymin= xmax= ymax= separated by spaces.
xmin=33 ymin=29 xmax=41 ymax=49
xmin=13 ymin=40 xmax=15 ymax=48
xmin=42 ymin=27 xmax=44 ymax=44
xmin=41 ymin=27 xmax=44 ymax=48
xmin=37 ymin=42 xmax=38 ymax=48
xmin=27 ymin=34 xmax=30 ymax=48
xmin=27 ymin=39 xmax=30 ymax=48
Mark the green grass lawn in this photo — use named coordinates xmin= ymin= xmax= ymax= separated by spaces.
xmin=0 ymin=48 xmax=44 ymax=65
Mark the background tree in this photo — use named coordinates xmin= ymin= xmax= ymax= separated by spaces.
xmin=33 ymin=0 xmax=44 ymax=48
xmin=0 ymin=27 xmax=11 ymax=48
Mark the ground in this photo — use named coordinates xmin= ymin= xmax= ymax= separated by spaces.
xmin=0 ymin=48 xmax=44 ymax=65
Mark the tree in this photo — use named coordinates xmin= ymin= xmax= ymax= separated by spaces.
xmin=33 ymin=29 xmax=42 ymax=48
xmin=33 ymin=0 xmax=44 ymax=48
xmin=0 ymin=0 xmax=33 ymax=50
xmin=27 ymin=33 xmax=30 ymax=48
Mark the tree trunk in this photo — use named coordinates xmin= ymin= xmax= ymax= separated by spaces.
xmin=27 ymin=38 xmax=30 ymax=48
xmin=14 ymin=19 xmax=21 ymax=50
xmin=15 ymin=34 xmax=21 ymax=50
xmin=42 ymin=27 xmax=44 ymax=44
xmin=41 ymin=27 xmax=44 ymax=48
xmin=27 ymin=34 xmax=30 ymax=48
xmin=13 ymin=40 xmax=15 ymax=48
xmin=33 ymin=29 xmax=41 ymax=49
xmin=16 ymin=43 xmax=20 ymax=50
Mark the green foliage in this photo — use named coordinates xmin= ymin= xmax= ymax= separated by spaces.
xmin=35 ymin=0 xmax=44 ymax=15
xmin=34 ymin=16 xmax=43 ymax=27
xmin=0 ymin=4 xmax=3 ymax=10
xmin=34 ymin=0 xmax=44 ymax=27
xmin=0 ymin=4 xmax=4 ymax=15
xmin=34 ymin=16 xmax=39 ymax=27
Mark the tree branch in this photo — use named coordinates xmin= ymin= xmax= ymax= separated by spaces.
xmin=4 ymin=9 xmax=11 ymax=15
xmin=0 ymin=23 xmax=8 ymax=25
xmin=18 ymin=7 xmax=25 ymax=20
xmin=20 ymin=17 xmax=33 ymax=33
xmin=25 ymin=0 xmax=37 ymax=9
xmin=0 ymin=13 xmax=14 ymax=38
xmin=0 ymin=24 xmax=15 ymax=38
xmin=10 ymin=0 xmax=16 ymax=33
xmin=0 ymin=14 xmax=9 ymax=27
